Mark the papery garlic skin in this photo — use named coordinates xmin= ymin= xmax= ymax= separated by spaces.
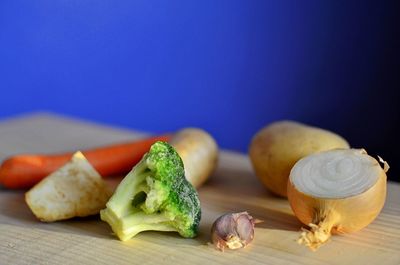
xmin=287 ymin=149 xmax=387 ymax=250
xmin=211 ymin=212 xmax=257 ymax=251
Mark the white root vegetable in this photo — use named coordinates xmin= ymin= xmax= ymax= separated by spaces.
xmin=25 ymin=151 xmax=112 ymax=222
xmin=249 ymin=121 xmax=349 ymax=197
xmin=287 ymin=149 xmax=388 ymax=250
xmin=170 ymin=128 xmax=218 ymax=188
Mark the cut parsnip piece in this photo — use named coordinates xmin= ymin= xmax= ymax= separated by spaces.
xmin=25 ymin=151 xmax=112 ymax=222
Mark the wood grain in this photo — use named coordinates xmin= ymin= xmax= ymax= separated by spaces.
xmin=0 ymin=112 xmax=399 ymax=265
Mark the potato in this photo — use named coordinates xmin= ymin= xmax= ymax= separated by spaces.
xmin=25 ymin=151 xmax=112 ymax=222
xmin=249 ymin=121 xmax=349 ymax=197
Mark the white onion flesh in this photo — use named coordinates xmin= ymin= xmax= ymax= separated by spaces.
xmin=290 ymin=149 xmax=380 ymax=199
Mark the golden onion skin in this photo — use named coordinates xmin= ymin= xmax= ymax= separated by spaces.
xmin=287 ymin=149 xmax=387 ymax=250
xmin=287 ymin=172 xmax=386 ymax=234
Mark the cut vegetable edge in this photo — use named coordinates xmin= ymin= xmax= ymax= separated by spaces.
xmin=289 ymin=149 xmax=385 ymax=199
xmin=287 ymin=148 xmax=388 ymax=250
xmin=25 ymin=151 xmax=112 ymax=222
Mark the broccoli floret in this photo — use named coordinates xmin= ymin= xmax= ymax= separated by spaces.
xmin=100 ymin=141 xmax=201 ymax=241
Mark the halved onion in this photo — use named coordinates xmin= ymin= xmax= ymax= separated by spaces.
xmin=287 ymin=149 xmax=388 ymax=250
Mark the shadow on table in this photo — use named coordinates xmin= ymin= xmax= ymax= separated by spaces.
xmin=0 ymin=190 xmax=114 ymax=239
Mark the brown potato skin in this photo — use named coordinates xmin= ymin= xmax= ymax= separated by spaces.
xmin=249 ymin=121 xmax=349 ymax=197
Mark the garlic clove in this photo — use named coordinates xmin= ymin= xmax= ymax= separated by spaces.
xmin=211 ymin=212 xmax=258 ymax=251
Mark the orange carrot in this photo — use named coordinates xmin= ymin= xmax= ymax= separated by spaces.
xmin=0 ymin=135 xmax=170 ymax=189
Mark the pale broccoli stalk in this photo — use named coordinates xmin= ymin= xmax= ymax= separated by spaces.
xmin=100 ymin=141 xmax=201 ymax=241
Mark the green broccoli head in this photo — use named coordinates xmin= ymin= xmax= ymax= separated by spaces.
xmin=100 ymin=141 xmax=201 ymax=241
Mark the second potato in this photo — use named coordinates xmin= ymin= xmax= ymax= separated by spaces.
xmin=249 ymin=121 xmax=349 ymax=197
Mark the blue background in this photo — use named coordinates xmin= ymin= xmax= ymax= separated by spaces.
xmin=0 ymin=1 xmax=399 ymax=180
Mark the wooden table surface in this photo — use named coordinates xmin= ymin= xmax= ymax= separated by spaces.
xmin=1 ymin=113 xmax=399 ymax=265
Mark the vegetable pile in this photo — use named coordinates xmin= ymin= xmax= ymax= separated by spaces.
xmin=0 ymin=128 xmax=216 ymax=241
xmin=0 ymin=120 xmax=391 ymax=253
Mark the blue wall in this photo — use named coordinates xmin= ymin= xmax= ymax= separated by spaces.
xmin=1 ymin=1 xmax=398 ymax=179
